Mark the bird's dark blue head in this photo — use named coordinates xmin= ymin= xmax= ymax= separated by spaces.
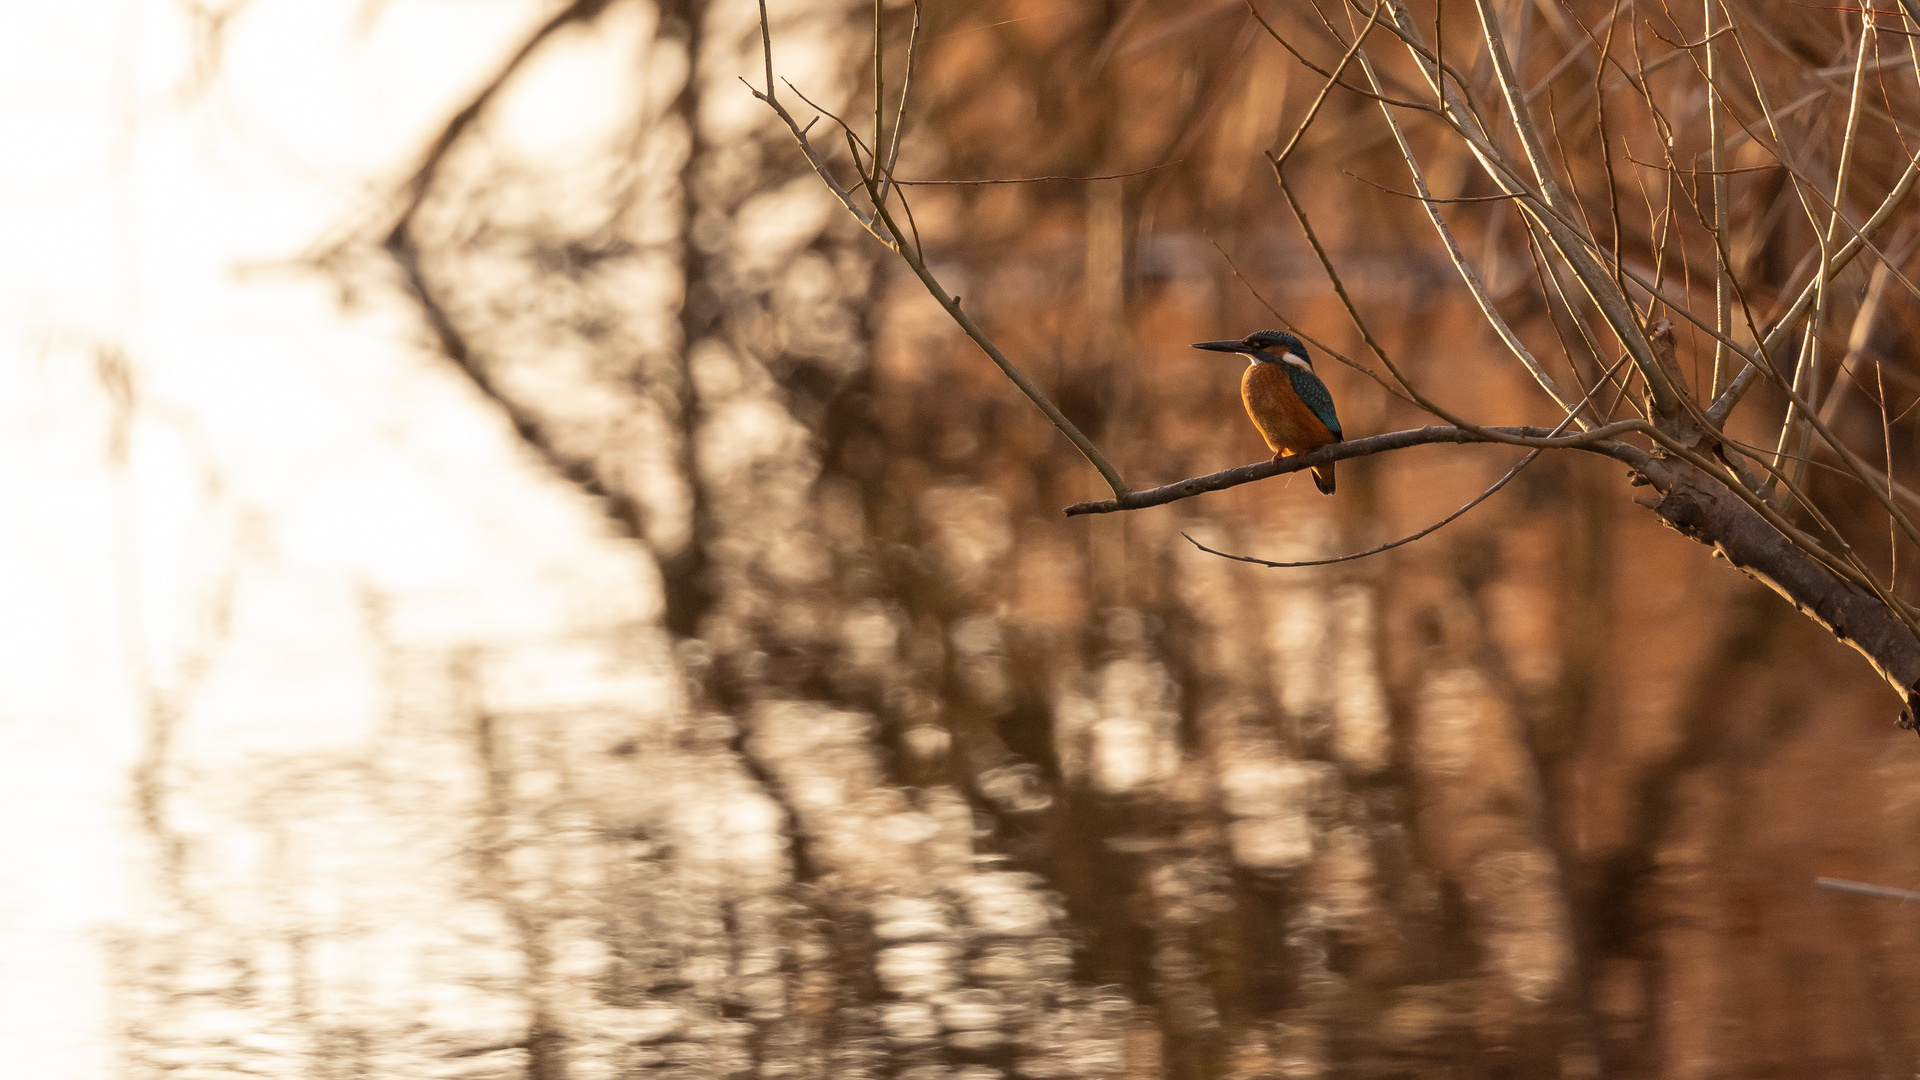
xmin=1191 ymin=330 xmax=1312 ymax=369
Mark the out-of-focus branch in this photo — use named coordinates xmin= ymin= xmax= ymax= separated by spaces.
xmin=384 ymin=0 xmax=635 ymax=534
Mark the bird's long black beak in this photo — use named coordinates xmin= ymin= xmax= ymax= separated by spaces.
xmin=1190 ymin=340 xmax=1244 ymax=353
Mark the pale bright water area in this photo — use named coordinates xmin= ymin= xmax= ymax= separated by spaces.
xmin=0 ymin=4 xmax=668 ymax=1073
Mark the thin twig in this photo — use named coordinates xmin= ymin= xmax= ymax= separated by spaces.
xmin=1272 ymin=2 xmax=1383 ymax=170
xmin=862 ymin=144 xmax=1131 ymax=495
xmin=1815 ymin=877 xmax=1920 ymax=902
xmin=1342 ymin=171 xmax=1526 ymax=202
xmin=1392 ymin=3 xmax=1905 ymax=602
xmin=1244 ymin=0 xmax=1437 ymax=110
xmin=1706 ymin=0 xmax=1731 ymax=396
xmin=1182 ymin=441 xmax=1524 ymax=566
xmin=891 ymin=161 xmax=1182 ymax=185
xmin=1621 ymin=156 xmax=1782 ymax=177
xmin=1348 ymin=47 xmax=1592 ymax=427
xmin=1204 ymin=235 xmax=1412 ymax=404
xmin=748 ymin=0 xmax=1129 ymax=497
xmin=1780 ymin=12 xmax=1878 ymax=498
xmin=1469 ymin=0 xmax=1679 ymax=414
xmin=875 ymin=0 xmax=920 ymax=205
xmin=1183 ymin=443 xmax=1544 ymax=567
xmin=1882 ymin=358 xmax=1898 ymax=589
xmin=1290 ymin=72 xmax=1886 ymax=605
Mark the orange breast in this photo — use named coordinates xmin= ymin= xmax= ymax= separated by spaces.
xmin=1241 ymin=363 xmax=1337 ymax=456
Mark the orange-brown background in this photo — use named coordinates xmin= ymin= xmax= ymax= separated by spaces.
xmin=21 ymin=1 xmax=1920 ymax=1077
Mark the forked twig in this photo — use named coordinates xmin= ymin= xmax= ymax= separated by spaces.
xmin=747 ymin=0 xmax=1129 ymax=497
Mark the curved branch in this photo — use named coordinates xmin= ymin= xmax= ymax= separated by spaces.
xmin=1179 ymin=441 xmax=1541 ymax=567
xmin=1062 ymin=423 xmax=1648 ymax=516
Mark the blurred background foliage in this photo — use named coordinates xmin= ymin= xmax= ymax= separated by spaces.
xmin=94 ymin=0 xmax=1920 ymax=1078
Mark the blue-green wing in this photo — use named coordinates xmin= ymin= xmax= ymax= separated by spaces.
xmin=1287 ymin=366 xmax=1342 ymax=438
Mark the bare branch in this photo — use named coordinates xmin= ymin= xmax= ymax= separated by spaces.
xmin=1271 ymin=2 xmax=1382 ymax=170
xmin=1062 ymin=423 xmax=1650 ymax=517
xmin=1458 ymin=0 xmax=1679 ymax=415
xmin=1341 ymin=170 xmax=1527 ymax=203
xmin=1815 ymin=878 xmax=1920 ymax=902
xmin=1637 ymin=452 xmax=1920 ymax=728
xmin=1705 ymin=0 xmax=1731 ymax=396
xmin=875 ymin=0 xmax=920 ymax=205
xmin=1770 ymin=14 xmax=1878 ymax=502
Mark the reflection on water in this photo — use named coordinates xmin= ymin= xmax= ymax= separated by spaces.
xmin=10 ymin=1 xmax=1920 ymax=1077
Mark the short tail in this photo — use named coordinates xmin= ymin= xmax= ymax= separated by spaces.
xmin=1311 ymin=461 xmax=1335 ymax=495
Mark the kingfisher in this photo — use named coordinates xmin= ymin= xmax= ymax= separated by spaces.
xmin=1191 ymin=329 xmax=1343 ymax=494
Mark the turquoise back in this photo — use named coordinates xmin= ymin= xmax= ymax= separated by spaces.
xmin=1286 ymin=364 xmax=1342 ymax=438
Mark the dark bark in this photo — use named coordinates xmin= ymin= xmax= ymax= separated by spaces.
xmin=1637 ymin=453 xmax=1920 ymax=727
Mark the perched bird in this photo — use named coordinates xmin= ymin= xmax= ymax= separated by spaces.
xmin=1191 ymin=329 xmax=1343 ymax=494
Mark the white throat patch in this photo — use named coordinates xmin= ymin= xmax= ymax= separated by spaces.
xmin=1248 ymin=351 xmax=1311 ymax=371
